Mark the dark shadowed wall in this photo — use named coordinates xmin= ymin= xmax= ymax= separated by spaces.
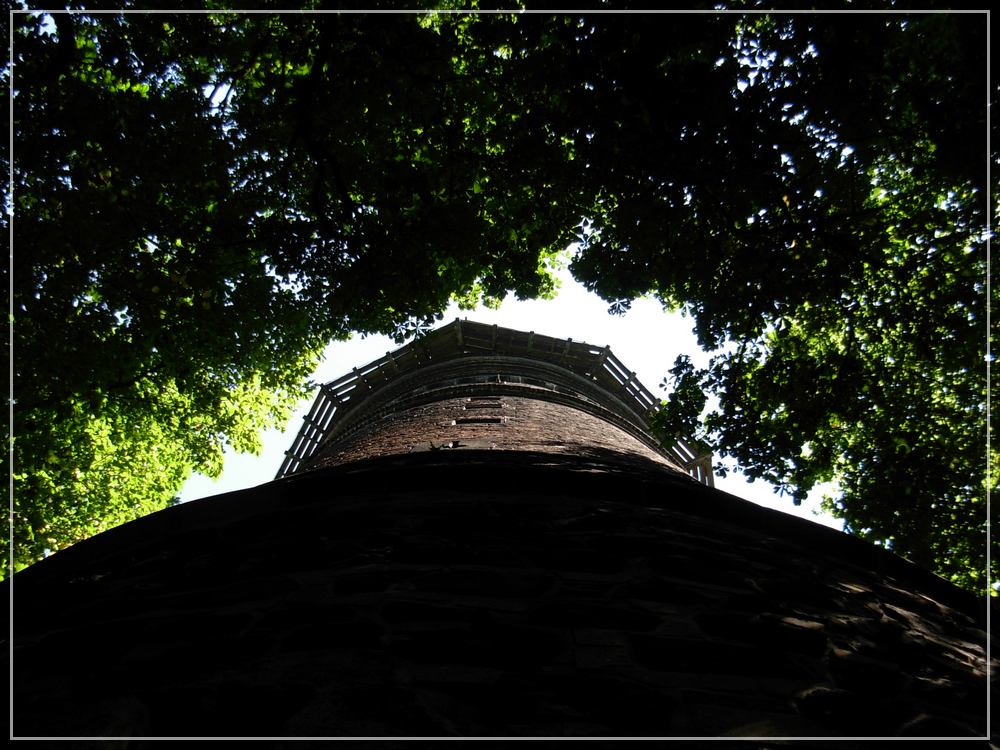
xmin=13 ymin=451 xmax=993 ymax=741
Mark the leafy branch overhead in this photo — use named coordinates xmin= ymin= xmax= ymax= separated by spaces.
xmin=8 ymin=6 xmax=990 ymax=593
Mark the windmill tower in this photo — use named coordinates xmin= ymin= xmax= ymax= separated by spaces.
xmin=13 ymin=320 xmax=992 ymax=740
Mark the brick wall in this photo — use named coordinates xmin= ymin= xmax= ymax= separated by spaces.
xmin=310 ymin=396 xmax=688 ymax=477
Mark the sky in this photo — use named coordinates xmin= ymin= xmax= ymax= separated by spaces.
xmin=178 ymin=261 xmax=845 ymax=533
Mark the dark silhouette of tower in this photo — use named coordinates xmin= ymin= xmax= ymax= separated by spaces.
xmin=12 ymin=319 xmax=993 ymax=741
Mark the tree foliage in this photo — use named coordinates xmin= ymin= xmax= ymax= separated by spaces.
xmin=9 ymin=5 xmax=990 ymax=593
xmin=549 ymin=11 xmax=990 ymax=592
xmin=9 ymin=5 xmax=578 ymax=575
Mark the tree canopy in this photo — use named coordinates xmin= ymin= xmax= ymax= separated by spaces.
xmin=8 ymin=4 xmax=991 ymax=593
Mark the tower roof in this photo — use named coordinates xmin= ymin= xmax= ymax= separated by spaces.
xmin=277 ymin=318 xmax=712 ymax=484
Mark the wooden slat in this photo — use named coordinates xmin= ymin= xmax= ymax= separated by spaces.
xmin=559 ymin=337 xmax=573 ymax=363
xmin=587 ymin=346 xmax=610 ymax=378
